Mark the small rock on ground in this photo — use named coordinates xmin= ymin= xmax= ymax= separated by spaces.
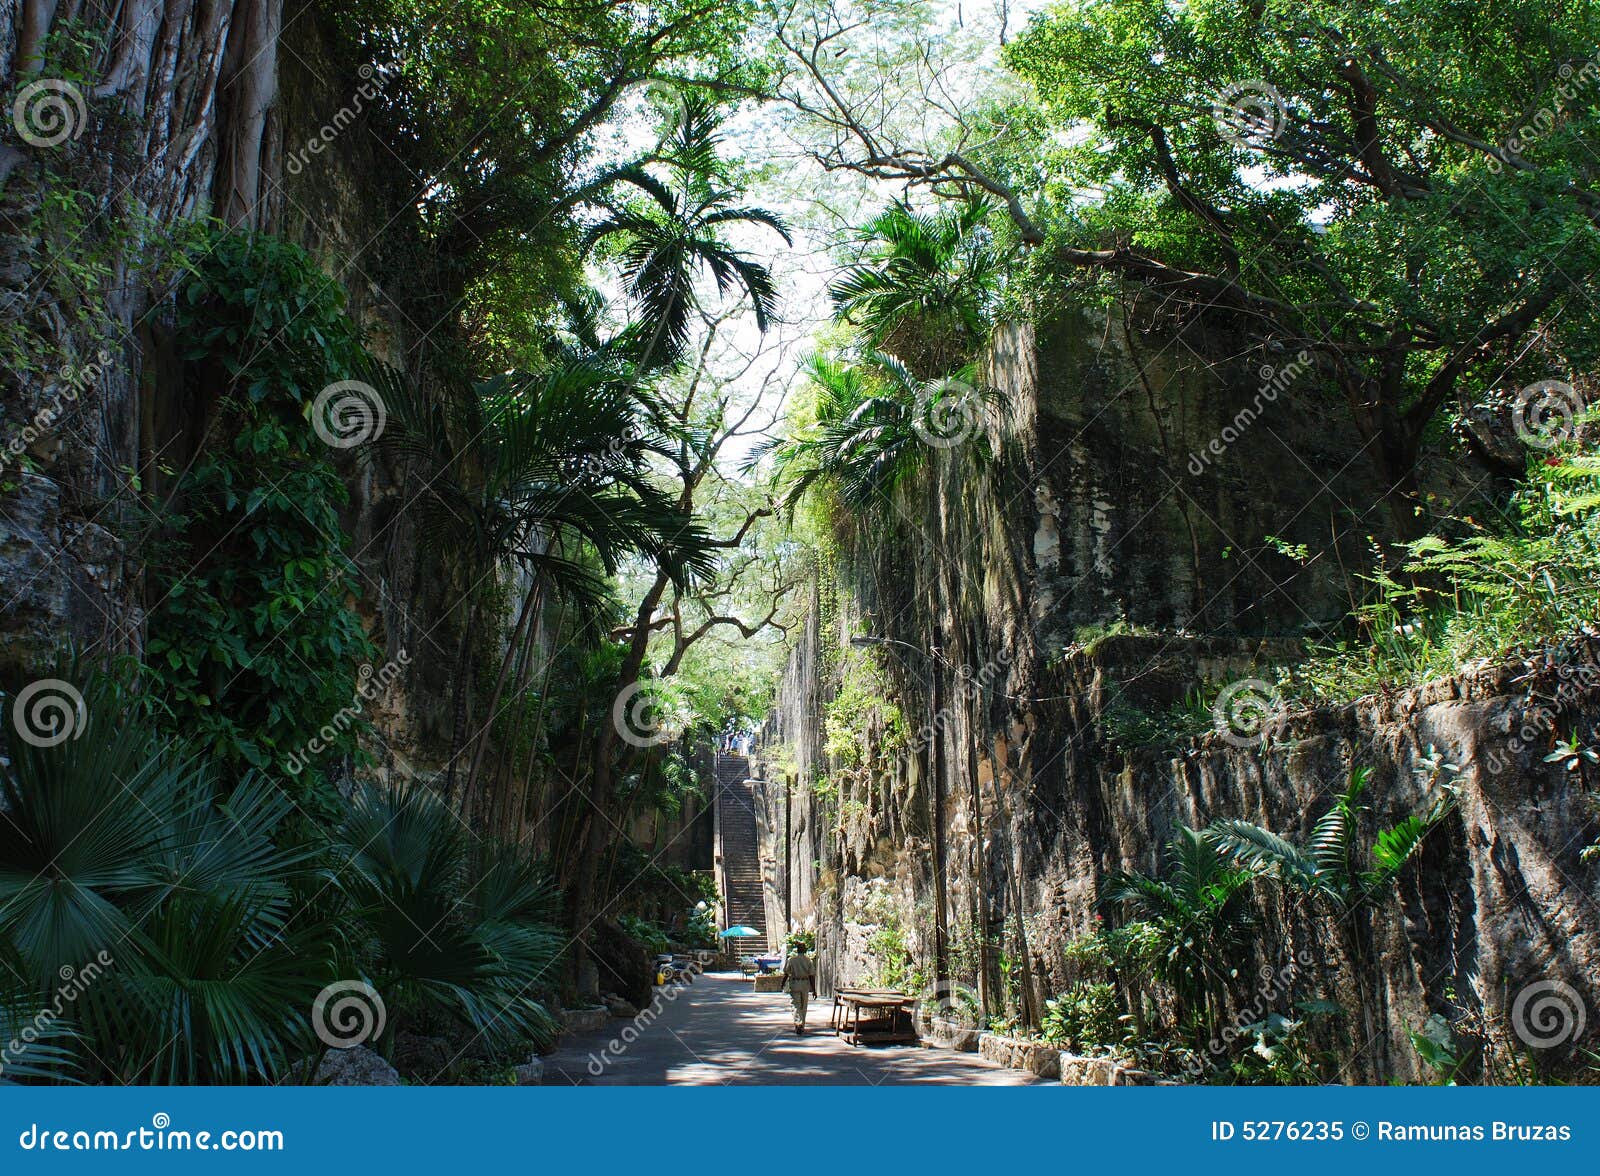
xmin=315 ymin=1046 xmax=400 ymax=1086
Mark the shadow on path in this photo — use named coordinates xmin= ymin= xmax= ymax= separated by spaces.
xmin=542 ymin=973 xmax=1039 ymax=1086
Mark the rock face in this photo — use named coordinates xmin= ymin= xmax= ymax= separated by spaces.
xmin=751 ymin=316 xmax=1600 ymax=1084
xmin=589 ymin=920 xmax=655 ymax=1010
xmin=314 ymin=1046 xmax=401 ymax=1087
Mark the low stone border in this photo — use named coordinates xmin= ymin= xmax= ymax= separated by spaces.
xmin=910 ymin=1010 xmax=1180 ymax=1084
xmin=919 ymin=1016 xmax=981 ymax=1052
xmin=560 ymin=1006 xmax=609 ymax=1035
xmin=1057 ymin=1053 xmax=1169 ymax=1086
xmin=977 ymin=1033 xmax=1062 ymax=1079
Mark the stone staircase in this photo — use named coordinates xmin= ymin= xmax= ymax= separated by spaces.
xmin=713 ymin=752 xmax=767 ymax=954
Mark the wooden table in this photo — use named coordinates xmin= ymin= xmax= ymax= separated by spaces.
xmin=833 ymin=989 xmax=918 ymax=1045
xmin=829 ymin=987 xmax=902 ymax=1030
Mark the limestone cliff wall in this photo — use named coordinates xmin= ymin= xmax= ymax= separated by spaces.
xmin=1 ymin=1 xmax=463 ymax=780
xmin=752 ymin=314 xmax=1599 ymax=1083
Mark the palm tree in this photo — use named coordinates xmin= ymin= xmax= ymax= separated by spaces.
xmin=0 ymin=667 xmax=333 ymax=1083
xmin=374 ymin=353 xmax=717 ymax=805
xmin=1207 ymin=767 xmax=1457 ymax=1065
xmin=754 ymin=352 xmax=992 ymax=516
xmin=829 ymin=196 xmax=1003 ymax=379
xmin=583 ymin=96 xmax=791 ymax=365
xmin=759 ymin=352 xmax=924 ymax=513
xmin=1207 ymin=768 xmax=1454 ymax=916
xmin=1105 ymin=825 xmax=1256 ymax=1040
xmin=331 ymin=781 xmax=564 ymax=1057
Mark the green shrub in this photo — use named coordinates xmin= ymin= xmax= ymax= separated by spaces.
xmin=139 ymin=229 xmax=377 ymax=809
xmin=1286 ymin=454 xmax=1600 ymax=703
xmin=1042 ymin=982 xmax=1122 ymax=1052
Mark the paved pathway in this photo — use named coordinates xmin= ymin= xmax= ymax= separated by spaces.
xmin=542 ymin=973 xmax=1038 ymax=1086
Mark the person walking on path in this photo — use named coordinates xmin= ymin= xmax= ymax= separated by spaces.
xmin=781 ymin=943 xmax=817 ymax=1035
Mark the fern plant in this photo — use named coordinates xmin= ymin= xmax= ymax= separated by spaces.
xmin=1105 ymin=826 xmax=1256 ymax=1040
xmin=1208 ymin=767 xmax=1456 ymax=916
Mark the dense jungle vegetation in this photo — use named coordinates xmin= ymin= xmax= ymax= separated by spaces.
xmin=1 ymin=0 xmax=1597 ymax=1085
